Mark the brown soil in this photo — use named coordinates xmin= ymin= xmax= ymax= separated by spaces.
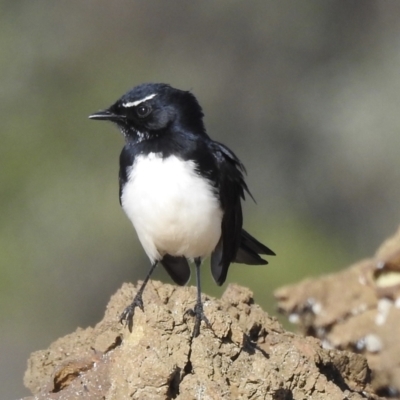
xmin=22 ymin=280 xmax=380 ymax=399
xmin=276 ymin=227 xmax=400 ymax=398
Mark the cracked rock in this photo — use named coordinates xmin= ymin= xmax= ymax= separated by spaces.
xmin=23 ymin=281 xmax=380 ymax=399
xmin=276 ymin=226 xmax=400 ymax=398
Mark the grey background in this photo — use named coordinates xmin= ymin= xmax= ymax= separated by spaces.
xmin=2 ymin=1 xmax=400 ymax=398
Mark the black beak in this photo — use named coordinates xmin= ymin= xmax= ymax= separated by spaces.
xmin=88 ymin=109 xmax=124 ymax=122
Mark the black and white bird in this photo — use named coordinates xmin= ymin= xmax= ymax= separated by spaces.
xmin=89 ymin=83 xmax=275 ymax=337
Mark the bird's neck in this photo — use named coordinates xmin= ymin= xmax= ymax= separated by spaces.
xmin=123 ymin=128 xmax=207 ymax=163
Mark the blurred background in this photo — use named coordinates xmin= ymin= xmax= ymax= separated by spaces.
xmin=2 ymin=1 xmax=400 ymax=398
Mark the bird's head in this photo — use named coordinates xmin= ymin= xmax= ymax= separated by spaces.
xmin=89 ymin=83 xmax=205 ymax=140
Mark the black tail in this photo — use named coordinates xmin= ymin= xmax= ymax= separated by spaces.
xmin=160 ymin=254 xmax=191 ymax=286
xmin=211 ymin=229 xmax=275 ymax=286
xmin=235 ymin=229 xmax=275 ymax=265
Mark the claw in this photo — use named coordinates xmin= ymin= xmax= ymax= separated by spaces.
xmin=119 ymin=293 xmax=144 ymax=332
xmin=186 ymin=301 xmax=211 ymax=338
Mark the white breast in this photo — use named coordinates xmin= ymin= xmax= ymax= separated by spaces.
xmin=121 ymin=153 xmax=223 ymax=263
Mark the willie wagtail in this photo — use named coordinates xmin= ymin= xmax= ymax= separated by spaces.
xmin=89 ymin=83 xmax=275 ymax=337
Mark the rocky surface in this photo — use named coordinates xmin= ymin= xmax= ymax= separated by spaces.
xmin=276 ymin=227 xmax=400 ymax=398
xmin=23 ymin=281 xmax=379 ymax=400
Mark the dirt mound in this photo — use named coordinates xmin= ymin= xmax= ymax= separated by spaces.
xmin=276 ymin=227 xmax=400 ymax=398
xmin=23 ymin=281 xmax=379 ymax=399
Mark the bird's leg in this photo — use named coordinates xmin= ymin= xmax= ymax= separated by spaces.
xmin=119 ymin=260 xmax=158 ymax=331
xmin=189 ymin=257 xmax=211 ymax=338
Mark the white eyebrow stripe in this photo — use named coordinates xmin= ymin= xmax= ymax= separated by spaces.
xmin=122 ymin=93 xmax=157 ymax=108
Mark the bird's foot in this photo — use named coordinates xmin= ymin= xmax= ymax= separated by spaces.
xmin=119 ymin=292 xmax=144 ymax=332
xmin=185 ymin=301 xmax=211 ymax=338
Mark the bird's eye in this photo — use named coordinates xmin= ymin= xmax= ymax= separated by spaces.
xmin=136 ymin=104 xmax=151 ymax=118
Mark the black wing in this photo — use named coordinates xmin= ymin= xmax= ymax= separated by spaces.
xmin=209 ymin=141 xmax=249 ymax=285
xmin=210 ymin=141 xmax=275 ymax=286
